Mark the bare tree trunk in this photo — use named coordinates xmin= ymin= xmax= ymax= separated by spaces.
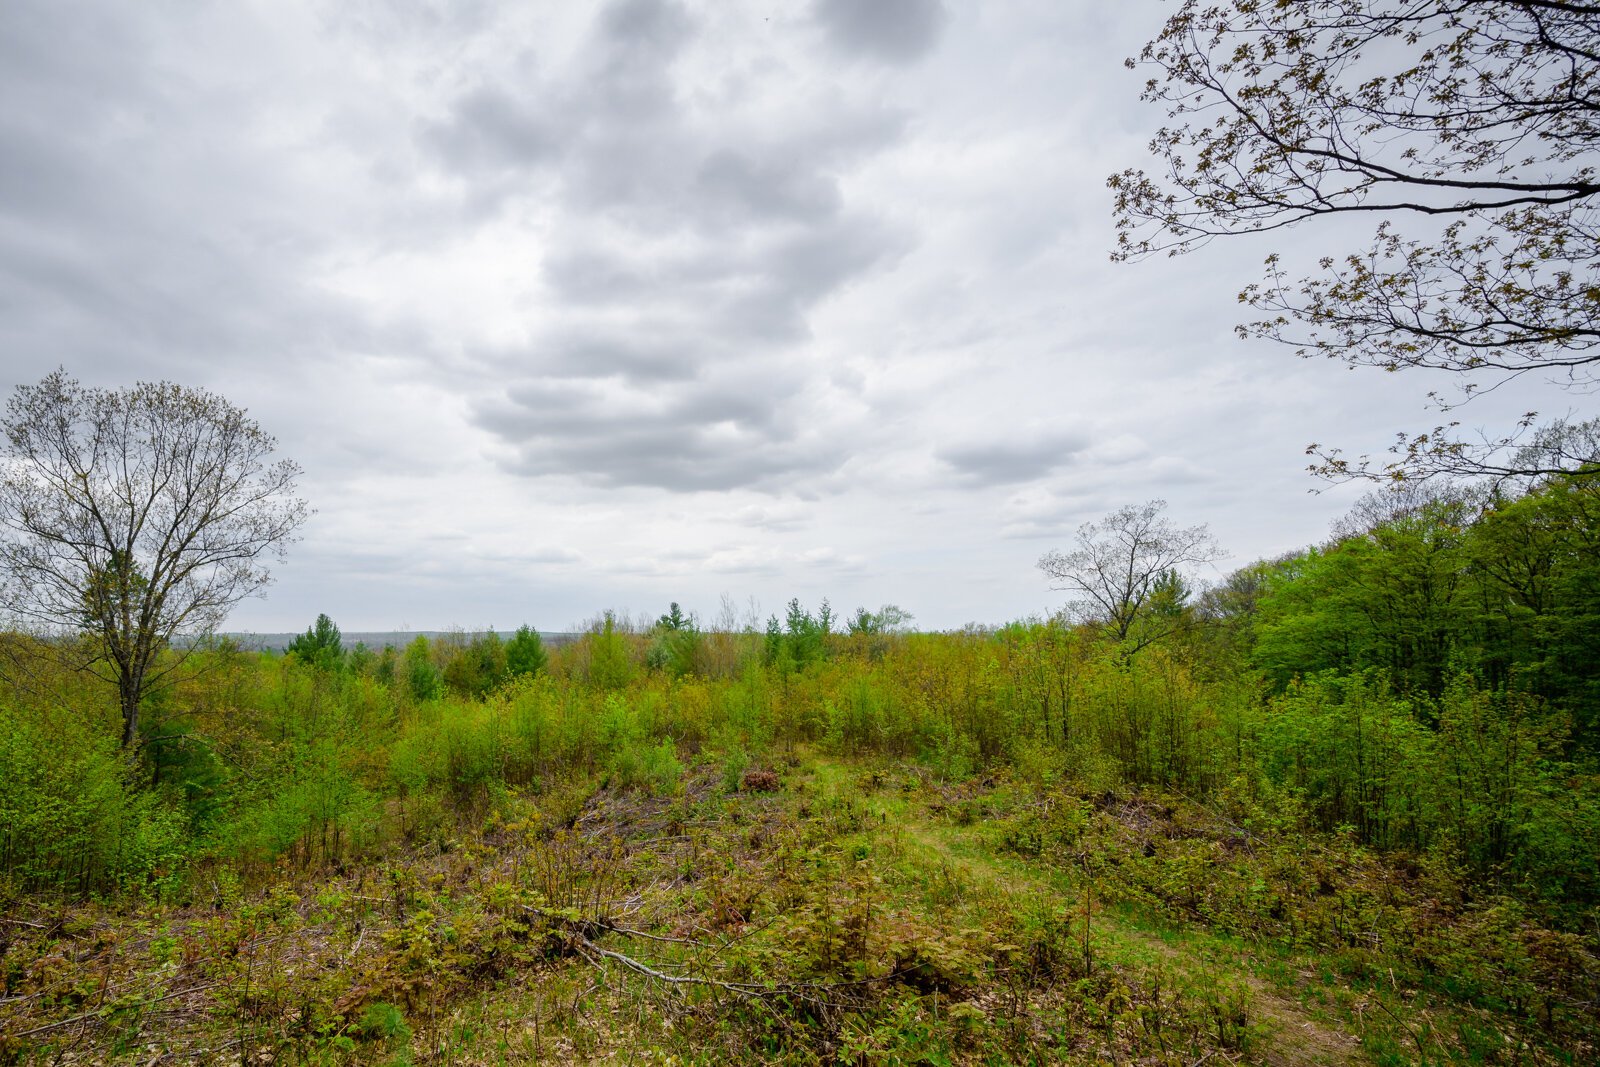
xmin=119 ymin=669 xmax=141 ymax=749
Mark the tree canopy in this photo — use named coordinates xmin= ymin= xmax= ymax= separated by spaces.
xmin=0 ymin=370 xmax=308 ymax=747
xmin=1112 ymin=0 xmax=1600 ymax=482
xmin=288 ymin=613 xmax=343 ymax=669
xmin=1038 ymin=500 xmax=1222 ymax=653
xmin=506 ymin=624 xmax=548 ymax=678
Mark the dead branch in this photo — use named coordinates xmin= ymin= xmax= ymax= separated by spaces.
xmin=12 ymin=983 xmax=217 ymax=1039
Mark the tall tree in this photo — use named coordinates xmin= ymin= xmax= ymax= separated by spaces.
xmin=0 ymin=370 xmax=308 ymax=747
xmin=505 ymin=624 xmax=548 ymax=678
xmin=1112 ymin=1 xmax=1600 ymax=482
xmin=1038 ymin=500 xmax=1222 ymax=652
xmin=846 ymin=604 xmax=915 ymax=636
xmin=288 ymin=613 xmax=344 ymax=670
xmin=1254 ymin=498 xmax=1474 ymax=695
xmin=656 ymin=602 xmax=690 ymax=632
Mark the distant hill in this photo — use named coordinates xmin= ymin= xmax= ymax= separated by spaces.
xmin=212 ymin=630 xmax=580 ymax=653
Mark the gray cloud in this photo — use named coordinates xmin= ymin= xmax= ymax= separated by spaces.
xmin=3 ymin=0 xmax=1429 ymax=635
xmin=511 ymin=428 xmax=837 ymax=493
xmin=814 ymin=0 xmax=947 ymax=65
xmin=997 ymin=485 xmax=1100 ymax=541
xmin=589 ymin=0 xmax=693 ymax=123
xmin=496 ymin=202 xmax=906 ymax=487
xmin=0 ymin=2 xmax=390 ymax=387
xmin=477 ymin=546 xmax=584 ymax=566
xmin=413 ymin=1 xmax=913 ymax=492
xmin=478 ymin=374 xmax=847 ymax=492
xmin=543 ymin=215 xmax=905 ymax=336
xmin=939 ymin=430 xmax=1092 ymax=484
xmin=539 ymin=251 xmax=652 ymax=306
xmin=521 ymin=332 xmax=702 ymax=382
xmin=694 ymin=150 xmax=842 ymax=225
xmin=728 ymin=502 xmax=811 ymax=533
xmin=420 ymin=84 xmax=559 ymax=171
xmin=599 ymin=0 xmax=692 ymax=54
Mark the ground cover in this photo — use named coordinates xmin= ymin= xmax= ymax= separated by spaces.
xmin=4 ymin=750 xmax=1590 ymax=1065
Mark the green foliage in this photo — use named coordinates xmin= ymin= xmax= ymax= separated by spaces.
xmin=0 ymin=604 xmax=1595 ymax=1064
xmin=608 ymin=739 xmax=683 ymax=796
xmin=0 ymin=702 xmax=188 ymax=896
xmin=232 ymin=739 xmax=378 ymax=867
xmin=2 ymin=506 xmax=1598 ymax=1063
xmin=845 ymin=604 xmax=914 ymax=654
xmin=0 ymin=369 xmax=310 ymax=750
xmin=656 ymin=601 xmax=690 ymax=631
xmin=594 ymin=693 xmax=683 ymax=794
xmin=504 ymin=624 xmax=548 ymax=679
xmin=1253 ymin=672 xmax=1434 ymax=848
xmin=586 ymin=611 xmax=633 ymax=691
xmin=647 ymin=603 xmax=702 ymax=678
xmin=441 ymin=629 xmax=508 ymax=698
xmin=1254 ymin=480 xmax=1600 ymax=722
xmin=402 ymin=635 xmax=443 ymax=702
xmin=356 ymin=1001 xmax=412 ymax=1045
xmin=1254 ymin=502 xmax=1471 ymax=694
xmin=347 ymin=640 xmax=375 ymax=675
xmin=288 ymin=613 xmax=344 ymax=670
xmin=765 ymin=598 xmax=830 ymax=673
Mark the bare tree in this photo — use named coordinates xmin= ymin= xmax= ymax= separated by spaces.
xmin=1038 ymin=500 xmax=1223 ymax=652
xmin=1111 ymin=1 xmax=1600 ymax=482
xmin=0 ymin=370 xmax=309 ymax=748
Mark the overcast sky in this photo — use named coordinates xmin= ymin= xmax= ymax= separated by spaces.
xmin=0 ymin=0 xmax=1568 ymax=633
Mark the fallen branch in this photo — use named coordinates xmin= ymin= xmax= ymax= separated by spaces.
xmin=520 ymin=898 xmax=907 ymax=1016
xmin=572 ymin=930 xmax=910 ymax=1014
xmin=579 ymin=938 xmax=766 ymax=995
xmin=345 ymin=923 xmax=366 ymax=962
xmin=595 ymin=923 xmax=703 ymax=947
xmin=13 ymin=983 xmax=218 ymax=1039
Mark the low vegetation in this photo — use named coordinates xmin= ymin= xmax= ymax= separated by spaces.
xmin=2 ymin=475 xmax=1598 ymax=1064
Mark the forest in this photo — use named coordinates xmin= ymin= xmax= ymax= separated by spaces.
xmin=1 ymin=470 xmax=1597 ymax=1064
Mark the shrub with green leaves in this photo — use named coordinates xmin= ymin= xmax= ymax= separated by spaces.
xmin=0 ymin=703 xmax=189 ymax=896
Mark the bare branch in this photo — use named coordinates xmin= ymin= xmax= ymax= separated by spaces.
xmin=1114 ymin=1 xmax=1600 ymax=482
xmin=0 ymin=369 xmax=309 ymax=747
xmin=1038 ymin=500 xmax=1222 ymax=652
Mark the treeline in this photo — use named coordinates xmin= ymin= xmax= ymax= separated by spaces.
xmin=1227 ymin=476 xmax=1600 ymax=733
xmin=0 ymin=475 xmax=1596 ymax=933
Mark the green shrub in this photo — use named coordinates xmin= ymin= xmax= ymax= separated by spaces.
xmin=0 ymin=703 xmax=190 ymax=896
